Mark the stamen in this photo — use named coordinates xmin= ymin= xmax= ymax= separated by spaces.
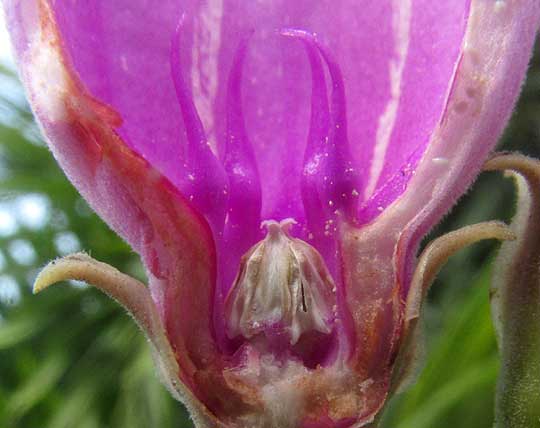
xmin=296 ymin=37 xmax=331 ymax=236
xmin=170 ymin=19 xmax=229 ymax=231
xmin=222 ymin=35 xmax=262 ymax=269
xmin=281 ymin=29 xmax=360 ymax=227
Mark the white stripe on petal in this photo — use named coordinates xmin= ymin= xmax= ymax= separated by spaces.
xmin=364 ymin=0 xmax=412 ymax=200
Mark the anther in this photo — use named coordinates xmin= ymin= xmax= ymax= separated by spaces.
xmin=224 ymin=219 xmax=336 ymax=345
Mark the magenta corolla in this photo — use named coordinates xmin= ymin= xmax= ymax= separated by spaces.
xmin=3 ymin=1 xmax=539 ymax=427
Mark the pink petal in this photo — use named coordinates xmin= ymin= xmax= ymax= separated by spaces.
xmin=396 ymin=0 xmax=540 ymax=297
xmin=4 ymin=0 xmax=223 ymax=406
xmin=16 ymin=1 xmax=469 ymax=228
xmin=340 ymin=0 xmax=540 ymax=389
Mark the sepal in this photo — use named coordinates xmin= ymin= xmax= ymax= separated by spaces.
xmin=391 ymin=221 xmax=514 ymax=394
xmin=484 ymin=153 xmax=540 ymax=428
xmin=33 ymin=253 xmax=222 ymax=428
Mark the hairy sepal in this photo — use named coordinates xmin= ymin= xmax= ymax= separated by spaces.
xmin=484 ymin=153 xmax=540 ymax=428
xmin=33 ymin=253 xmax=223 ymax=428
xmin=391 ymin=221 xmax=514 ymax=394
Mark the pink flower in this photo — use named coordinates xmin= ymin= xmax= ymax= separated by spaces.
xmin=3 ymin=1 xmax=539 ymax=427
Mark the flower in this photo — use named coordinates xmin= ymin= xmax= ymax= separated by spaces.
xmin=3 ymin=0 xmax=539 ymax=427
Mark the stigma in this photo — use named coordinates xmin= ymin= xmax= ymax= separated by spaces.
xmin=225 ymin=219 xmax=337 ymax=345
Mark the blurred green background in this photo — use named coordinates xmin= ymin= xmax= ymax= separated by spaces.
xmin=0 ymin=15 xmax=538 ymax=428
